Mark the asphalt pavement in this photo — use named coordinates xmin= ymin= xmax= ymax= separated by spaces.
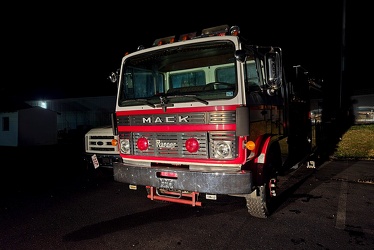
xmin=279 ymin=159 xmax=374 ymax=187
xmin=0 ymin=145 xmax=373 ymax=249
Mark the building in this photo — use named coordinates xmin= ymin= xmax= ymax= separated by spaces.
xmin=0 ymin=96 xmax=115 ymax=146
xmin=0 ymin=103 xmax=57 ymax=147
xmin=25 ymin=95 xmax=116 ymax=133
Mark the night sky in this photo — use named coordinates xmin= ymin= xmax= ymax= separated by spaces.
xmin=2 ymin=1 xmax=368 ymax=103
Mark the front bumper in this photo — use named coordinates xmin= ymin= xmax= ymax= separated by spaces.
xmin=113 ymin=162 xmax=253 ymax=195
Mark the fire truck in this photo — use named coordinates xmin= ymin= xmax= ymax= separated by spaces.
xmin=110 ymin=25 xmax=322 ymax=218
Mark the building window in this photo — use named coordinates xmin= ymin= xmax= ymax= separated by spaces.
xmin=2 ymin=117 xmax=9 ymax=131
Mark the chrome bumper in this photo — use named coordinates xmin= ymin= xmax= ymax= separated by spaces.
xmin=113 ymin=162 xmax=253 ymax=195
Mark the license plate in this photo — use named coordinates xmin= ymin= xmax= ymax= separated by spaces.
xmin=159 ymin=179 xmax=175 ymax=190
xmin=91 ymin=154 xmax=100 ymax=169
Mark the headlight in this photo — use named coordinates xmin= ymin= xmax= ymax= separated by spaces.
xmin=213 ymin=141 xmax=233 ymax=159
xmin=120 ymin=139 xmax=131 ymax=154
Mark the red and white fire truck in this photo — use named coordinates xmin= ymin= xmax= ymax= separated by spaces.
xmin=110 ymin=25 xmax=322 ymax=218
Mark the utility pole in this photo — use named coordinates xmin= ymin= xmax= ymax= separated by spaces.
xmin=339 ymin=0 xmax=346 ymax=109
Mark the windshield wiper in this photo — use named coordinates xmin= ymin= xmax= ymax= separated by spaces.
xmin=122 ymin=99 xmax=155 ymax=108
xmin=166 ymin=94 xmax=209 ymax=105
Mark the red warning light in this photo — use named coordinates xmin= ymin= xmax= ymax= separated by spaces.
xmin=185 ymin=138 xmax=199 ymax=153
xmin=137 ymin=137 xmax=149 ymax=151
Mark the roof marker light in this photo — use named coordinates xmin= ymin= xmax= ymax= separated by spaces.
xmin=230 ymin=25 xmax=240 ymax=36
xmin=201 ymin=25 xmax=229 ymax=37
xmin=152 ymin=36 xmax=176 ymax=46
xmin=178 ymin=32 xmax=197 ymax=41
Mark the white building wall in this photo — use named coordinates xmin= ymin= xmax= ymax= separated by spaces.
xmin=0 ymin=112 xmax=19 ymax=146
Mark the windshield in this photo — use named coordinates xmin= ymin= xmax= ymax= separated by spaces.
xmin=118 ymin=40 xmax=245 ymax=107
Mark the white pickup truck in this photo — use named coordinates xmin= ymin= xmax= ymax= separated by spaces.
xmin=83 ymin=125 xmax=121 ymax=171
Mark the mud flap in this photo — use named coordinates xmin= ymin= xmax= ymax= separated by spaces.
xmin=245 ymin=185 xmax=269 ymax=218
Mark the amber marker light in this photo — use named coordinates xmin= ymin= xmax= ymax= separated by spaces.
xmin=111 ymin=139 xmax=118 ymax=146
xmin=245 ymin=141 xmax=255 ymax=151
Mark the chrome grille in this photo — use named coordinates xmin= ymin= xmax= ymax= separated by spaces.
xmin=133 ymin=132 xmax=208 ymax=159
xmin=208 ymin=111 xmax=236 ymax=123
xmin=119 ymin=110 xmax=237 ymax=159
xmin=117 ymin=111 xmax=235 ymax=126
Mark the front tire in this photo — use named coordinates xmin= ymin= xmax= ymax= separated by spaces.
xmin=245 ymin=141 xmax=281 ymax=218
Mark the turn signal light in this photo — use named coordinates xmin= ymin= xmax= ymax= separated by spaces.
xmin=111 ymin=139 xmax=118 ymax=146
xmin=245 ymin=141 xmax=255 ymax=150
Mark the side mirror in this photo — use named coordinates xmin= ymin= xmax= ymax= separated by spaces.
xmin=264 ymin=49 xmax=282 ymax=89
xmin=108 ymin=69 xmax=119 ymax=83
